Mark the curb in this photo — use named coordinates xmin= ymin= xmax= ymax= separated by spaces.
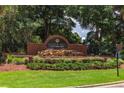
xmin=67 ymin=80 xmax=124 ymax=88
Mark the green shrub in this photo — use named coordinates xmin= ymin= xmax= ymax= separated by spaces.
xmin=6 ymin=54 xmax=27 ymax=64
xmin=0 ymin=53 xmax=5 ymax=64
xmin=33 ymin=56 xmax=43 ymax=62
xmin=6 ymin=54 xmax=14 ymax=63
xmin=104 ymin=58 xmax=124 ymax=69
xmin=120 ymin=50 xmax=124 ymax=59
xmin=27 ymin=62 xmax=42 ymax=70
xmin=26 ymin=58 xmax=124 ymax=70
xmin=13 ymin=57 xmax=26 ymax=64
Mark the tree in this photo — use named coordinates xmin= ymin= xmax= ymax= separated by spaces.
xmin=18 ymin=6 xmax=77 ymax=42
xmin=0 ymin=5 xmax=82 ymax=52
xmin=67 ymin=5 xmax=124 ymax=55
xmin=0 ymin=6 xmax=33 ymax=52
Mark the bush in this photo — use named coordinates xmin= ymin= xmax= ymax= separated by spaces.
xmin=103 ymin=58 xmax=124 ymax=69
xmin=26 ymin=58 xmax=124 ymax=70
xmin=6 ymin=54 xmax=27 ymax=64
xmin=0 ymin=53 xmax=5 ymax=64
xmin=120 ymin=50 xmax=124 ymax=59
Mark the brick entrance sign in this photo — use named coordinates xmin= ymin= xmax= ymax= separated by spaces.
xmin=27 ymin=35 xmax=88 ymax=56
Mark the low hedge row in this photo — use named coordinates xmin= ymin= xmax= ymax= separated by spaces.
xmin=6 ymin=54 xmax=28 ymax=64
xmin=26 ymin=58 xmax=124 ymax=70
xmin=5 ymin=54 xmax=108 ymax=64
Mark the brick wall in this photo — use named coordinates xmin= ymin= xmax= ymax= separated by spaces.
xmin=68 ymin=44 xmax=87 ymax=56
xmin=27 ymin=35 xmax=87 ymax=55
xmin=27 ymin=43 xmax=46 ymax=55
xmin=27 ymin=43 xmax=87 ymax=55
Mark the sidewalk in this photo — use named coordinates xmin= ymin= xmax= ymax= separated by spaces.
xmin=69 ymin=80 xmax=124 ymax=88
xmin=91 ymin=82 xmax=124 ymax=88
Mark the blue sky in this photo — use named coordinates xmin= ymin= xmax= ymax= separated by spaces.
xmin=72 ymin=19 xmax=90 ymax=41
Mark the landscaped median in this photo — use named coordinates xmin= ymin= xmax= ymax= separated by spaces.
xmin=26 ymin=56 xmax=124 ymax=70
xmin=0 ymin=69 xmax=124 ymax=88
xmin=4 ymin=54 xmax=124 ymax=70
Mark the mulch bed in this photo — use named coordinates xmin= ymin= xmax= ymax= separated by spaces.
xmin=0 ymin=64 xmax=29 ymax=72
xmin=120 ymin=64 xmax=124 ymax=69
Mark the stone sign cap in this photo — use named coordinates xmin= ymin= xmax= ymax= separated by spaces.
xmin=44 ymin=35 xmax=69 ymax=49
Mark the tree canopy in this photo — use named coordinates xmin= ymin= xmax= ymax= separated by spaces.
xmin=67 ymin=5 xmax=124 ymax=55
xmin=0 ymin=5 xmax=81 ymax=52
xmin=0 ymin=5 xmax=124 ymax=55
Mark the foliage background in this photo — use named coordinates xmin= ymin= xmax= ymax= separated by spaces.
xmin=0 ymin=5 xmax=124 ymax=55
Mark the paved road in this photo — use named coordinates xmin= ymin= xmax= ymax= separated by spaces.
xmin=92 ymin=83 xmax=124 ymax=88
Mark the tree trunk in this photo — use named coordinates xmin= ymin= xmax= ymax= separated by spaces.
xmin=42 ymin=18 xmax=49 ymax=42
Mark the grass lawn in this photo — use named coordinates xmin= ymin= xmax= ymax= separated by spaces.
xmin=0 ymin=69 xmax=124 ymax=88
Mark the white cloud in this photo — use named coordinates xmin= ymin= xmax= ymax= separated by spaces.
xmin=72 ymin=18 xmax=90 ymax=41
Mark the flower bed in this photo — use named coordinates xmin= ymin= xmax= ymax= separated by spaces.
xmin=5 ymin=54 xmax=124 ymax=71
xmin=38 ymin=49 xmax=83 ymax=57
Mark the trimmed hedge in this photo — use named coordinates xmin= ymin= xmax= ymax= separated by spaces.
xmin=26 ymin=58 xmax=124 ymax=70
xmin=6 ymin=54 xmax=28 ymax=64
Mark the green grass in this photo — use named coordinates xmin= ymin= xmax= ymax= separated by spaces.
xmin=0 ymin=69 xmax=124 ymax=88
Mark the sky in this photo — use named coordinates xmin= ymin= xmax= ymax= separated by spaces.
xmin=72 ymin=19 xmax=90 ymax=41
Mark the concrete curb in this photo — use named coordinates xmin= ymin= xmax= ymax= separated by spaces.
xmin=67 ymin=80 xmax=124 ymax=88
